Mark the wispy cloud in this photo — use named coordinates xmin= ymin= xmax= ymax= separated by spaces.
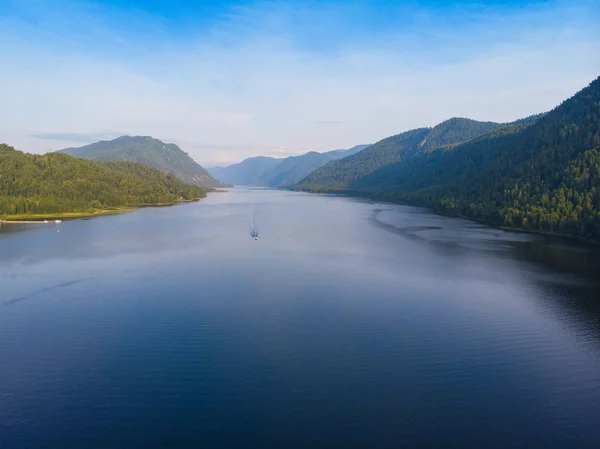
xmin=1 ymin=0 xmax=599 ymax=165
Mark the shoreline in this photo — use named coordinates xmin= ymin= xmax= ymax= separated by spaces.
xmin=291 ymin=188 xmax=600 ymax=246
xmin=0 ymin=197 xmax=206 ymax=222
xmin=0 ymin=208 xmax=130 ymax=222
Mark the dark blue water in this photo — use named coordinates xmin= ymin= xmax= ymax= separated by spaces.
xmin=1 ymin=188 xmax=600 ymax=448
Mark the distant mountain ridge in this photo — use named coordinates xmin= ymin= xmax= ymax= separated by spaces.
xmin=258 ymin=145 xmax=369 ymax=187
xmin=294 ymin=117 xmax=517 ymax=191
xmin=294 ymin=76 xmax=600 ymax=241
xmin=58 ymin=136 xmax=225 ymax=187
xmin=209 ymin=156 xmax=282 ymax=186
xmin=209 ymin=144 xmax=369 ymax=186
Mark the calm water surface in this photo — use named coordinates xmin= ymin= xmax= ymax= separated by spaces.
xmin=1 ymin=188 xmax=600 ymax=448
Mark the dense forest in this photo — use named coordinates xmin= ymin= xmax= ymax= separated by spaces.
xmin=0 ymin=144 xmax=206 ymax=217
xmin=296 ymin=128 xmax=430 ymax=190
xmin=58 ymin=135 xmax=225 ymax=187
xmin=294 ymin=76 xmax=600 ymax=241
xmin=295 ymin=118 xmax=515 ymax=191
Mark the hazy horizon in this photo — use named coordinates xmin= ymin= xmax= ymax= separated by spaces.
xmin=1 ymin=0 xmax=599 ymax=166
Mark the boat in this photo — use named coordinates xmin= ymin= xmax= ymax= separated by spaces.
xmin=54 ymin=220 xmax=62 ymax=223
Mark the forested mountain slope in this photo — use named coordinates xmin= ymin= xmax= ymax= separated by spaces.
xmin=208 ymin=144 xmax=369 ymax=187
xmin=361 ymin=76 xmax=600 ymax=240
xmin=419 ymin=118 xmax=502 ymax=152
xmin=294 ymin=118 xmax=508 ymax=191
xmin=58 ymin=136 xmax=224 ymax=187
xmin=1 ymin=144 xmax=206 ymax=217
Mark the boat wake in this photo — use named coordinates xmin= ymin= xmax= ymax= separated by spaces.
xmin=249 ymin=203 xmax=259 ymax=240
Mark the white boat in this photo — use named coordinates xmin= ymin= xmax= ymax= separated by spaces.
xmin=54 ymin=220 xmax=62 ymax=223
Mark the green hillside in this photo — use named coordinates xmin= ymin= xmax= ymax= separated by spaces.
xmin=294 ymin=76 xmax=600 ymax=241
xmin=418 ymin=118 xmax=503 ymax=152
xmin=294 ymin=118 xmax=506 ymax=191
xmin=58 ymin=136 xmax=225 ymax=187
xmin=1 ymin=144 xmax=206 ymax=218
xmin=363 ymin=76 xmax=600 ymax=240
xmin=294 ymin=128 xmax=430 ymax=191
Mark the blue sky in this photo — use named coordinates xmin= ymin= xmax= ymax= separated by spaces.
xmin=1 ymin=0 xmax=599 ymax=165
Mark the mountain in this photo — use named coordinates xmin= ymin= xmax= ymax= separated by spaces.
xmin=0 ymin=144 xmax=206 ymax=218
xmin=208 ymin=156 xmax=282 ymax=186
xmin=296 ymin=76 xmax=600 ymax=241
xmin=208 ymin=144 xmax=369 ymax=187
xmin=325 ymin=144 xmax=370 ymax=158
xmin=294 ymin=118 xmax=510 ymax=191
xmin=260 ymin=145 xmax=370 ymax=187
xmin=58 ymin=136 xmax=225 ymax=187
xmin=365 ymin=77 xmax=600 ymax=240
xmin=258 ymin=152 xmax=332 ymax=187
xmin=417 ymin=118 xmax=503 ymax=152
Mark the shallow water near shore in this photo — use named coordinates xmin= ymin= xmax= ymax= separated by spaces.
xmin=1 ymin=188 xmax=600 ymax=448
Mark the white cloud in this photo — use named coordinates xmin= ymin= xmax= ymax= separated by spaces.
xmin=0 ymin=1 xmax=599 ymax=165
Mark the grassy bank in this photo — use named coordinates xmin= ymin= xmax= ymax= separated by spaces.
xmin=0 ymin=197 xmax=206 ymax=221
xmin=0 ymin=208 xmax=129 ymax=221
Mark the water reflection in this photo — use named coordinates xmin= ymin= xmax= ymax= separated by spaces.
xmin=371 ymin=205 xmax=600 ymax=353
xmin=1 ymin=189 xmax=600 ymax=449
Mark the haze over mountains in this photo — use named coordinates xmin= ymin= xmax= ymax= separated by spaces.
xmin=209 ymin=145 xmax=368 ymax=187
xmin=58 ymin=136 xmax=226 ymax=188
xmin=2 ymin=73 xmax=598 ymax=241
xmin=294 ymin=76 xmax=600 ymax=241
xmin=296 ymin=117 xmax=541 ymax=191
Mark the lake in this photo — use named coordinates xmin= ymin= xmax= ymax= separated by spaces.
xmin=1 ymin=188 xmax=600 ymax=448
